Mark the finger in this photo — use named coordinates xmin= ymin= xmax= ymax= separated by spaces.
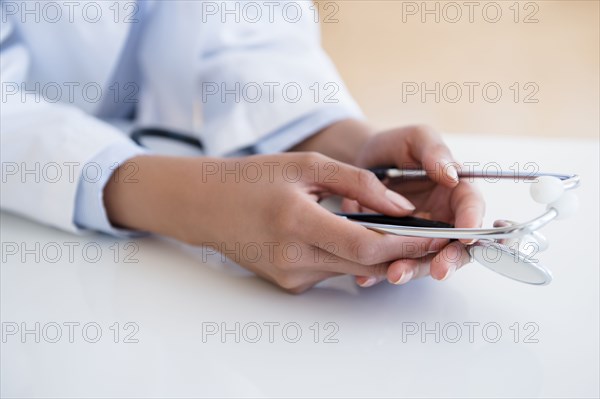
xmin=450 ymin=181 xmax=486 ymax=244
xmin=341 ymin=198 xmax=376 ymax=214
xmin=406 ymin=127 xmax=459 ymax=188
xmin=289 ymin=271 xmax=342 ymax=294
xmin=307 ymin=246 xmax=392 ymax=278
xmin=341 ymin=198 xmax=361 ymax=213
xmin=306 ymin=245 xmax=389 ymax=288
xmin=272 ymin=270 xmax=341 ymax=294
xmin=302 ymin=203 xmax=437 ymax=264
xmin=430 ymin=241 xmax=471 ymax=281
xmin=356 ymin=275 xmax=386 ymax=288
xmin=386 ymin=253 xmax=435 ymax=285
xmin=313 ymin=157 xmax=416 ymax=215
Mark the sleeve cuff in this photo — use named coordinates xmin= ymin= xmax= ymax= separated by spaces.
xmin=251 ymin=105 xmax=364 ymax=155
xmin=73 ymin=140 xmax=149 ymax=237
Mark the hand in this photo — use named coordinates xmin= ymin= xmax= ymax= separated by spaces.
xmin=343 ymin=125 xmax=485 ymax=286
xmin=104 ymin=152 xmax=447 ymax=293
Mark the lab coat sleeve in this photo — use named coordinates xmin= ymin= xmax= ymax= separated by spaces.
xmin=72 ymin=142 xmax=148 ymax=237
xmin=0 ymin=19 xmax=145 ymax=234
xmin=252 ymin=105 xmax=361 ymax=154
xmin=198 ymin=1 xmax=364 ymax=156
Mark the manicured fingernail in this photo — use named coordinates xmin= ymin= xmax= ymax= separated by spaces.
xmin=448 ymin=166 xmax=459 ymax=182
xmin=385 ymin=189 xmax=415 ymax=211
xmin=442 ymin=159 xmax=459 ymax=182
xmin=393 ymin=269 xmax=414 ymax=285
xmin=463 ymin=239 xmax=476 ymax=246
xmin=441 ymin=265 xmax=457 ymax=281
xmin=357 ymin=276 xmax=377 ymax=288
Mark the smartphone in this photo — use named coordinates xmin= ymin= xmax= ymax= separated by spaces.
xmin=336 ymin=213 xmax=453 ymax=228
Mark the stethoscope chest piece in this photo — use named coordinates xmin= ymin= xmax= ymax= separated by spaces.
xmin=468 ymin=241 xmax=553 ymax=285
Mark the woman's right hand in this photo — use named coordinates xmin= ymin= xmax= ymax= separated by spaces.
xmin=104 ymin=152 xmax=455 ymax=293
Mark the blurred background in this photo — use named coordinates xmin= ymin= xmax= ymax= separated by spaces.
xmin=317 ymin=0 xmax=599 ymax=138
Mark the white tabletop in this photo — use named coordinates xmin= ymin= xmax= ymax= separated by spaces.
xmin=1 ymin=134 xmax=599 ymax=398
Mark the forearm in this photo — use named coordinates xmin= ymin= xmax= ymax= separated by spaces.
xmin=103 ymin=120 xmax=374 ymax=243
xmin=103 ymin=155 xmax=218 ymax=244
xmin=289 ymin=119 xmax=375 ymax=165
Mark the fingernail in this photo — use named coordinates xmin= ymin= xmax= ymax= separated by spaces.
xmin=447 ymin=166 xmax=459 ymax=182
xmin=463 ymin=239 xmax=476 ymax=246
xmin=442 ymin=159 xmax=459 ymax=182
xmin=393 ymin=269 xmax=414 ymax=285
xmin=428 ymin=238 xmax=447 ymax=252
xmin=440 ymin=265 xmax=457 ymax=281
xmin=385 ymin=189 xmax=415 ymax=211
xmin=357 ymin=276 xmax=377 ymax=288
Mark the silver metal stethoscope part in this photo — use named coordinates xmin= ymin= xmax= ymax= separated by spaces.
xmin=355 ymin=208 xmax=558 ymax=240
xmin=347 ymin=169 xmax=580 ymax=285
xmin=493 ymin=220 xmax=550 ymax=252
xmin=467 ymin=241 xmax=553 ymax=285
xmin=354 ymin=170 xmax=579 ymax=240
xmin=378 ymin=169 xmax=580 ymax=190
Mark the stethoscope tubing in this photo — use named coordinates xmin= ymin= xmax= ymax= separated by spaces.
xmin=371 ymin=168 xmax=580 ymax=189
xmin=131 ymin=127 xmax=204 ymax=149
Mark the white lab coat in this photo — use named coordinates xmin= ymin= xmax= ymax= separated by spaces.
xmin=0 ymin=1 xmax=361 ymax=233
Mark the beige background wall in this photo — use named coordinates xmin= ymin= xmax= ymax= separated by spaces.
xmin=318 ymin=0 xmax=599 ymax=138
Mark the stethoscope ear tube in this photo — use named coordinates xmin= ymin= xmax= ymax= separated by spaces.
xmin=369 ymin=167 xmax=580 ymax=189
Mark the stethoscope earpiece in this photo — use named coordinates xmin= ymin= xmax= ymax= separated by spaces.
xmin=530 ymin=175 xmax=565 ymax=203
xmin=529 ymin=175 xmax=579 ymax=220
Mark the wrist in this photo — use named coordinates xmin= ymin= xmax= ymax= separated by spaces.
xmin=290 ymin=118 xmax=374 ymax=165
xmin=103 ymin=155 xmax=219 ymax=243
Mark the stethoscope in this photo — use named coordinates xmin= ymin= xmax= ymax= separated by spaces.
xmin=339 ymin=168 xmax=581 ymax=286
xmin=131 ymin=128 xmax=581 ymax=286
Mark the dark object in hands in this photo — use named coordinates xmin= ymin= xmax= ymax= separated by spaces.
xmin=336 ymin=213 xmax=453 ymax=228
